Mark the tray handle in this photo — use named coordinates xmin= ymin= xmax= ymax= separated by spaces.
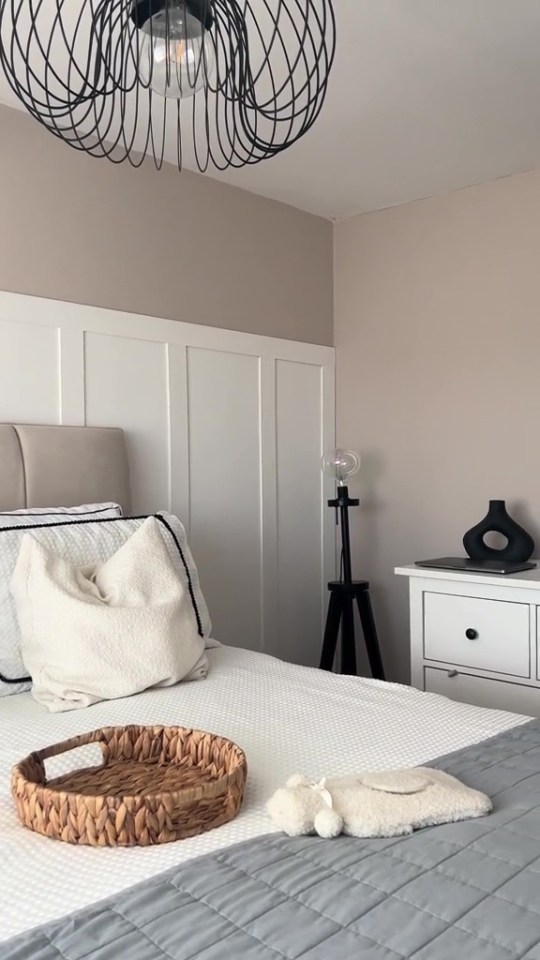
xmin=28 ymin=729 xmax=110 ymax=784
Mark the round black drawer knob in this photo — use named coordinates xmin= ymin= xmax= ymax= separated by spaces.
xmin=465 ymin=628 xmax=479 ymax=640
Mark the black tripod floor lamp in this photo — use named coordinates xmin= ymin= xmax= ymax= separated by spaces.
xmin=319 ymin=449 xmax=385 ymax=680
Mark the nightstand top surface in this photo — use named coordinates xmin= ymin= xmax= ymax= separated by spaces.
xmin=395 ymin=563 xmax=540 ymax=590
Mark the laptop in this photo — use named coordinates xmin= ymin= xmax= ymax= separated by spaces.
xmin=415 ymin=557 xmax=537 ymax=576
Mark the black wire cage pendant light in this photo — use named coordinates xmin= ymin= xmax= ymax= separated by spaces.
xmin=0 ymin=0 xmax=336 ymax=170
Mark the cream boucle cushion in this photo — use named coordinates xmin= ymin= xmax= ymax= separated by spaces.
xmin=10 ymin=516 xmax=207 ymax=712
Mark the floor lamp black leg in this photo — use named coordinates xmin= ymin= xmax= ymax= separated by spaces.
xmin=341 ymin=595 xmax=357 ymax=675
xmin=355 ymin=590 xmax=385 ymax=681
xmin=319 ymin=590 xmax=342 ymax=671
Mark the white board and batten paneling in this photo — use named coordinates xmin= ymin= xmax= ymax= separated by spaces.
xmin=0 ymin=292 xmax=335 ymax=666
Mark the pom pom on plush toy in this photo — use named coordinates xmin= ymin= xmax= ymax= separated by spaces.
xmin=314 ymin=807 xmax=343 ymax=838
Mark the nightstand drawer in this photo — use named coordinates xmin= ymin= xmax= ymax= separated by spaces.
xmin=425 ymin=667 xmax=539 ymax=716
xmin=423 ymin=592 xmax=530 ymax=678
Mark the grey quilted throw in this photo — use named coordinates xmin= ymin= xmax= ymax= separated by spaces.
xmin=4 ymin=721 xmax=540 ymax=960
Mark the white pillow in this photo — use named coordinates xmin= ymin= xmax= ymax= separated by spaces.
xmin=0 ymin=503 xmax=122 ymax=695
xmin=0 ymin=503 xmax=122 ymax=526
xmin=11 ymin=517 xmax=208 ymax=712
xmin=0 ymin=512 xmax=212 ymax=697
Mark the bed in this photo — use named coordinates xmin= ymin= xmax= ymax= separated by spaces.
xmin=0 ymin=424 xmax=534 ymax=954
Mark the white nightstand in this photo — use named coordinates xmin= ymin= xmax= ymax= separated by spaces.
xmin=395 ymin=564 xmax=540 ymax=716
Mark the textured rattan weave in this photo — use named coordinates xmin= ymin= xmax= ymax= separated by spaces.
xmin=12 ymin=725 xmax=247 ymax=846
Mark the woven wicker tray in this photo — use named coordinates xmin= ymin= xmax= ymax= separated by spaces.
xmin=12 ymin=724 xmax=247 ymax=847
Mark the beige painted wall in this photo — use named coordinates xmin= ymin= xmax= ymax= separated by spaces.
xmin=335 ymin=169 xmax=540 ymax=682
xmin=0 ymin=105 xmax=333 ymax=345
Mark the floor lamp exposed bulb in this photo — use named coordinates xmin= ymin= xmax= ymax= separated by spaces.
xmin=319 ymin=449 xmax=385 ymax=680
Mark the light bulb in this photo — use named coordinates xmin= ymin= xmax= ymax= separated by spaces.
xmin=138 ymin=5 xmax=215 ymax=100
xmin=321 ymin=449 xmax=360 ymax=486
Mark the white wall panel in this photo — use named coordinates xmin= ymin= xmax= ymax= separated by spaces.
xmin=187 ymin=347 xmax=261 ymax=649
xmin=276 ymin=360 xmax=325 ymax=666
xmin=84 ymin=332 xmax=169 ymax=514
xmin=0 ymin=319 xmax=59 ymax=423
xmin=166 ymin=343 xmax=190 ymax=531
xmin=0 ymin=292 xmax=335 ymax=664
xmin=259 ymin=357 xmax=278 ymax=657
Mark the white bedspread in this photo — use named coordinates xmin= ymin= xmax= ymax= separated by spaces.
xmin=0 ymin=646 xmax=529 ymax=942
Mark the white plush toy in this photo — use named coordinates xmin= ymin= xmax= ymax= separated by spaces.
xmin=266 ymin=769 xmax=492 ymax=839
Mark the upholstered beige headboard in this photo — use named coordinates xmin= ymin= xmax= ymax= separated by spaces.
xmin=0 ymin=424 xmax=131 ymax=513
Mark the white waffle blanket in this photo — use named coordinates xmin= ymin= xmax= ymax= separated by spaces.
xmin=0 ymin=645 xmax=529 ymax=941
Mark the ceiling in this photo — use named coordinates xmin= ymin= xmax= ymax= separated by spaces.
xmin=2 ymin=0 xmax=540 ymax=220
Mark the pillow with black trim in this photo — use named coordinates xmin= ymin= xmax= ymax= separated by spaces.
xmin=0 ymin=503 xmax=122 ymax=525
xmin=0 ymin=512 xmax=212 ymax=697
xmin=11 ymin=517 xmax=208 ymax=712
